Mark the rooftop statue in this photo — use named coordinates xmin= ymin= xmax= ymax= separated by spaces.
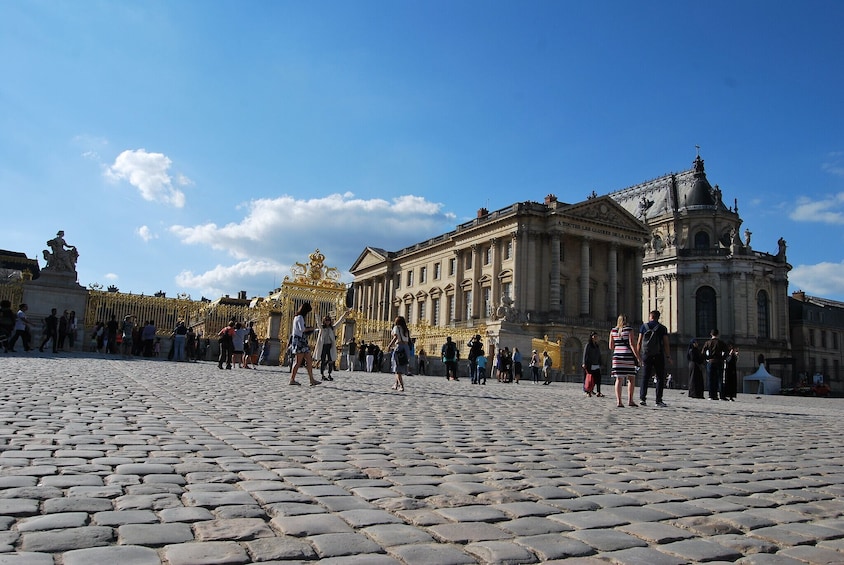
xmin=43 ymin=230 xmax=78 ymax=273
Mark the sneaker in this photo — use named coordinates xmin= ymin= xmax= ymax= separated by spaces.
xmin=639 ymin=400 xmax=647 ymax=406
xmin=656 ymin=401 xmax=668 ymax=407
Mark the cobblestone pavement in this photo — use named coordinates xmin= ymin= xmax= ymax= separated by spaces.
xmin=1 ymin=353 xmax=844 ymax=565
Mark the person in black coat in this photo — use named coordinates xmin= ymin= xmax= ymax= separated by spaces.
xmin=687 ymin=339 xmax=705 ymax=399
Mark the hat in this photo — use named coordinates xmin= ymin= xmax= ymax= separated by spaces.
xmin=532 ymin=349 xmax=537 ymax=353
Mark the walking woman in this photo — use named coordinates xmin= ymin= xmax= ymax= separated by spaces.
xmin=610 ymin=314 xmax=640 ymax=407
xmin=387 ymin=315 xmax=411 ymax=392
xmin=314 ymin=310 xmax=349 ymax=381
xmin=289 ymin=302 xmax=321 ymax=387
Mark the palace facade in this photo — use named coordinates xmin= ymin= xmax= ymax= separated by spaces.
xmin=349 ymin=195 xmax=650 ymax=375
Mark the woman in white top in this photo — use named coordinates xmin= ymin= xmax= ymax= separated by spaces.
xmin=289 ymin=302 xmax=321 ymax=387
xmin=386 ymin=316 xmax=411 ymax=392
xmin=314 ymin=309 xmax=350 ymax=381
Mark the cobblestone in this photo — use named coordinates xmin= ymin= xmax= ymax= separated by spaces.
xmin=1 ymin=354 xmax=844 ymax=563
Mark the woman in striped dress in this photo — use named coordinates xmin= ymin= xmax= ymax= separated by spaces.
xmin=610 ymin=314 xmax=641 ymax=407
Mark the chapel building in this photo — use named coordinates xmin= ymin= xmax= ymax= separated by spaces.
xmin=608 ymin=154 xmax=792 ymax=382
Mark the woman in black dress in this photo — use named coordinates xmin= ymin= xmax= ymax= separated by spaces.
xmin=687 ymin=339 xmax=705 ymax=399
xmin=723 ymin=344 xmax=739 ymax=401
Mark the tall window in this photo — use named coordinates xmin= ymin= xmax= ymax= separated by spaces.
xmin=757 ymin=290 xmax=770 ymax=339
xmin=484 ymin=246 xmax=492 ymax=265
xmin=833 ymin=332 xmax=839 ymax=350
xmin=420 ymin=266 xmax=427 ymax=284
xmin=432 ymin=297 xmax=440 ymax=326
xmin=694 ymin=231 xmax=710 ymax=249
xmin=695 ymin=286 xmax=717 ymax=338
xmin=483 ymin=287 xmax=492 ymax=317
xmin=502 ymin=282 xmax=511 ymax=300
xmin=465 ymin=254 xmax=472 ymax=269
xmin=404 ymin=303 xmax=412 ymax=324
xmin=505 ymin=240 xmax=513 ymax=260
xmin=406 ymin=270 xmax=413 ymax=287
xmin=464 ymin=290 xmax=472 ymax=319
xmin=417 ymin=300 xmax=425 ymax=323
xmin=434 ymin=262 xmax=441 ymax=280
xmin=447 ymin=296 xmax=455 ymax=323
xmin=448 ymin=258 xmax=456 ymax=276
xmin=395 ymin=273 xmax=401 ymax=289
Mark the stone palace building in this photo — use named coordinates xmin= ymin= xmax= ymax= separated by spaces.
xmin=350 ymin=154 xmax=795 ymax=384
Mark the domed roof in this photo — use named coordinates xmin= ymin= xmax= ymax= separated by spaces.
xmin=684 ymin=155 xmax=716 ymax=208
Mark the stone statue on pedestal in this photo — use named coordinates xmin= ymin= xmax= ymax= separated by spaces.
xmin=43 ymin=230 xmax=79 ymax=273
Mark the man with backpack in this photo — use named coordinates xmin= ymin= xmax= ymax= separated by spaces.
xmin=637 ymin=310 xmax=671 ymax=407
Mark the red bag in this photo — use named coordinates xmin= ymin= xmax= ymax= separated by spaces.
xmin=584 ymin=371 xmax=595 ymax=394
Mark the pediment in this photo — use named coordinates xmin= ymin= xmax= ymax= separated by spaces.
xmin=350 ymin=247 xmax=391 ymax=272
xmin=563 ymin=196 xmax=649 ymax=236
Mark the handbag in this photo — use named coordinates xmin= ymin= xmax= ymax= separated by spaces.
xmin=396 ymin=347 xmax=409 ymax=366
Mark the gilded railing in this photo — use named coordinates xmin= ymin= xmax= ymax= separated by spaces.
xmin=85 ymin=291 xmax=199 ymax=337
xmin=0 ymin=280 xmax=24 ymax=310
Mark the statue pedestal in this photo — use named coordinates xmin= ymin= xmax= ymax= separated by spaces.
xmin=22 ymin=271 xmax=88 ymax=350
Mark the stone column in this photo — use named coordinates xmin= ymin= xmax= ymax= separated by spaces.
xmin=635 ymin=251 xmax=644 ymax=323
xmin=454 ymin=250 xmax=464 ymax=321
xmin=549 ymin=233 xmax=561 ymax=316
xmin=580 ymin=237 xmax=591 ymax=317
xmin=608 ymin=243 xmax=618 ymax=319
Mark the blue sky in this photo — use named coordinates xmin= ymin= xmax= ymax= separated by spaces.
xmin=2 ymin=1 xmax=843 ymax=302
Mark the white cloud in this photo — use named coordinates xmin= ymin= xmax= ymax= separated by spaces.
xmin=821 ymin=151 xmax=844 ymax=178
xmin=790 ymin=261 xmax=844 ymax=298
xmin=105 ymin=273 xmax=118 ymax=281
xmin=168 ymin=192 xmax=456 ymax=297
xmin=137 ymin=225 xmax=157 ymax=242
xmin=170 ymin=192 xmax=454 ymax=264
xmin=789 ymin=193 xmax=844 ymax=225
xmin=175 ymin=259 xmax=284 ymax=298
xmin=105 ymin=149 xmax=189 ymax=208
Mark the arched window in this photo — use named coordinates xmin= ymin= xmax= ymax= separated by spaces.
xmin=696 ymin=286 xmax=717 ymax=338
xmin=757 ymin=290 xmax=770 ymax=338
xmin=694 ymin=231 xmax=710 ymax=250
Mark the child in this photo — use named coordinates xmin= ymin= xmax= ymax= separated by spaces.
xmin=153 ymin=338 xmax=161 ymax=357
xmin=476 ymin=352 xmax=487 ymax=385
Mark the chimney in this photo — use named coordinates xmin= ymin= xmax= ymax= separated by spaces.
xmin=477 ymin=208 xmax=489 ymax=218
xmin=792 ymin=290 xmax=806 ymax=302
xmin=544 ymin=194 xmax=558 ymax=205
xmin=239 ymin=290 xmax=247 ymax=300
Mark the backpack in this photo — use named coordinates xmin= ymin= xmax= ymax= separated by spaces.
xmin=444 ymin=341 xmax=456 ymax=360
xmin=641 ymin=323 xmax=662 ymax=358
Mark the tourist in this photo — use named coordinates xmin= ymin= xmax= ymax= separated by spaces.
xmin=582 ymin=331 xmax=603 ymax=397
xmin=529 ymin=349 xmax=540 ymax=383
xmin=542 ymin=351 xmax=552 ymax=384
xmin=512 ymin=347 xmax=523 ymax=384
xmin=0 ymin=300 xmax=15 ymax=353
xmin=610 ymin=314 xmax=639 ymax=407
xmin=243 ymin=321 xmax=258 ymax=368
xmin=67 ymin=310 xmax=77 ymax=350
xmin=186 ymin=327 xmax=197 ymax=363
xmin=366 ymin=341 xmax=376 ymax=372
xmin=441 ymin=336 xmax=459 ymax=380
xmin=637 ymin=310 xmax=671 ymax=407
xmin=704 ymin=328 xmax=727 ymax=400
xmin=346 ymin=338 xmax=357 ymax=371
xmin=476 ymin=349 xmax=487 ymax=384
xmin=687 ymin=339 xmax=705 ymax=399
xmin=106 ymin=315 xmax=119 ymax=354
xmin=358 ymin=339 xmax=366 ymax=372
xmin=288 ymin=302 xmax=321 ymax=386
xmin=172 ymin=320 xmax=188 ymax=362
xmin=218 ymin=321 xmax=235 ymax=370
xmin=39 ymin=308 xmax=59 ymax=353
xmin=723 ymin=344 xmax=739 ymax=401
xmin=8 ymin=303 xmax=33 ymax=352
xmin=142 ymin=321 xmax=156 ymax=357
xmin=417 ymin=347 xmax=428 ymax=375
xmin=315 ymin=310 xmax=349 ymax=381
xmin=121 ymin=315 xmax=135 ymax=358
xmin=57 ymin=310 xmax=70 ymax=351
xmin=467 ymin=334 xmax=483 ymax=383
xmin=387 ymin=315 xmax=411 ymax=392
